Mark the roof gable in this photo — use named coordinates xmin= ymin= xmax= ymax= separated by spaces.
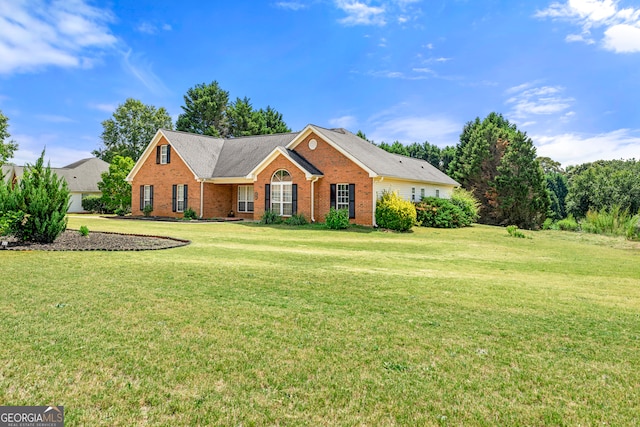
xmin=247 ymin=147 xmax=323 ymax=180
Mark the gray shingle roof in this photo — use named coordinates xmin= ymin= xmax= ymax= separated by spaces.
xmin=2 ymin=159 xmax=108 ymax=192
xmin=213 ymin=132 xmax=299 ymax=177
xmin=159 ymin=125 xmax=458 ymax=186
xmin=311 ymin=126 xmax=460 ymax=186
xmin=159 ymin=129 xmax=225 ymax=178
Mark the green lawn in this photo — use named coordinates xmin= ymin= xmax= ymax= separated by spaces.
xmin=1 ymin=216 xmax=639 ymax=426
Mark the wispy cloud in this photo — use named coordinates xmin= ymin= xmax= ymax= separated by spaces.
xmin=505 ymin=83 xmax=574 ymax=119
xmin=534 ymin=128 xmax=640 ymax=166
xmin=329 ymin=115 xmax=358 ymax=128
xmin=89 ymin=103 xmax=117 ymax=113
xmin=36 ymin=114 xmax=75 ymax=123
xmin=11 ymin=132 xmax=94 ymax=167
xmin=0 ymin=0 xmax=117 ymax=74
xmin=137 ymin=21 xmax=173 ymax=35
xmin=536 ymin=0 xmax=640 ymax=53
xmin=121 ymin=50 xmax=169 ymax=95
xmin=336 ymin=0 xmax=386 ymax=26
xmin=275 ymin=1 xmax=308 ymax=11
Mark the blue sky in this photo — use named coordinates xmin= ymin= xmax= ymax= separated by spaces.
xmin=0 ymin=0 xmax=638 ymax=167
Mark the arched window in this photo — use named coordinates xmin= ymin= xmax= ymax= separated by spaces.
xmin=271 ymin=169 xmax=293 ymax=216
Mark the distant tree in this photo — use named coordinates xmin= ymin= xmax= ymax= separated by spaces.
xmin=98 ymin=155 xmax=135 ymax=212
xmin=377 ymin=139 xmax=455 ymax=173
xmin=565 ymin=159 xmax=640 ymax=218
xmin=545 ymin=171 xmax=569 ymax=220
xmin=257 ymin=106 xmax=291 ymax=134
xmin=537 ymin=156 xmax=563 ymax=174
xmin=93 ymin=99 xmax=172 ymax=163
xmin=228 ymin=97 xmax=263 ymax=137
xmin=448 ymin=112 xmax=549 ymax=228
xmin=356 ymin=130 xmax=369 ymax=141
xmin=0 ymin=109 xmax=18 ymax=166
xmin=176 ymin=81 xmax=230 ymax=137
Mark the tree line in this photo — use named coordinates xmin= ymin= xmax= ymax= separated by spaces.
xmin=92 ymin=81 xmax=291 ymax=163
xmin=368 ymin=112 xmax=640 ymax=229
xmin=1 ymin=101 xmax=637 ymax=227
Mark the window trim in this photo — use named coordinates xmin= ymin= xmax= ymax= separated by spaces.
xmin=176 ymin=184 xmax=185 ymax=212
xmin=271 ymin=170 xmax=293 ymax=217
xmin=143 ymin=185 xmax=153 ymax=208
xmin=238 ymin=185 xmax=254 ymax=213
xmin=160 ymin=145 xmax=168 ymax=164
xmin=336 ymin=183 xmax=350 ymax=211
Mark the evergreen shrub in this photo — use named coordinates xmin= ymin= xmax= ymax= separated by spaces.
xmin=260 ymin=210 xmax=282 ymax=225
xmin=450 ymin=187 xmax=480 ymax=225
xmin=3 ymin=152 xmax=70 ymax=243
xmin=376 ymin=190 xmax=416 ymax=232
xmin=183 ymin=207 xmax=198 ymax=220
xmin=325 ymin=207 xmax=349 ymax=230
xmin=82 ymin=195 xmax=107 ymax=213
xmin=285 ymin=213 xmax=308 ymax=226
xmin=416 ymin=197 xmax=465 ymax=228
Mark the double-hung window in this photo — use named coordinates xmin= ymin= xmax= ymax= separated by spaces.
xmin=238 ymin=185 xmax=254 ymax=213
xmin=140 ymin=185 xmax=154 ymax=210
xmin=156 ymin=145 xmax=171 ymax=164
xmin=337 ymin=184 xmax=350 ymax=211
xmin=411 ymin=187 xmax=416 ymax=202
xmin=172 ymin=184 xmax=188 ymax=212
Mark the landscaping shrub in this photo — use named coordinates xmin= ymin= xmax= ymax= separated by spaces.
xmin=450 ymin=187 xmax=480 ymax=225
xmin=376 ymin=190 xmax=416 ymax=232
xmin=79 ymin=225 xmax=90 ymax=237
xmin=82 ymin=195 xmax=106 ymax=213
xmin=260 ymin=209 xmax=282 ymax=225
xmin=625 ymin=215 xmax=640 ymax=240
xmin=416 ymin=197 xmax=465 ymax=228
xmin=556 ymin=215 xmax=579 ymax=232
xmin=143 ymin=204 xmax=153 ymax=217
xmin=285 ymin=213 xmax=308 ymax=226
xmin=114 ymin=207 xmax=127 ymax=216
xmin=0 ymin=211 xmax=27 ymax=237
xmin=325 ymin=207 xmax=349 ymax=230
xmin=3 ymin=152 xmax=70 ymax=243
xmin=183 ymin=207 xmax=198 ymax=220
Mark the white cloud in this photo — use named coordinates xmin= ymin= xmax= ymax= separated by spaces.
xmin=336 ymin=0 xmax=386 ymax=26
xmin=534 ymin=129 xmax=640 ymax=166
xmin=0 ymin=0 xmax=117 ymax=74
xmin=11 ymin=133 xmax=94 ymax=168
xmin=603 ymin=23 xmax=640 ymax=52
xmin=536 ymin=0 xmax=640 ymax=53
xmin=121 ymin=49 xmax=169 ymax=95
xmin=329 ymin=115 xmax=358 ymax=128
xmin=505 ymin=83 xmax=574 ymax=119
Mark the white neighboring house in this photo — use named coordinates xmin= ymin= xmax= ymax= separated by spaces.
xmin=1 ymin=158 xmax=110 ymax=213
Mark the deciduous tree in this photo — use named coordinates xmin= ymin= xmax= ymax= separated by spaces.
xmin=0 ymin=109 xmax=18 ymax=166
xmin=93 ymin=99 xmax=172 ymax=162
xmin=98 ymin=155 xmax=135 ymax=212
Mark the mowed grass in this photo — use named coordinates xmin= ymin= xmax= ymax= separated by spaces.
xmin=1 ymin=216 xmax=639 ymax=426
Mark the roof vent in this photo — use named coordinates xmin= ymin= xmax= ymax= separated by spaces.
xmin=331 ymin=128 xmax=346 ymax=134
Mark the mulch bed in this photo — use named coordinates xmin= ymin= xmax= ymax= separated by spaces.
xmin=1 ymin=230 xmax=190 ymax=251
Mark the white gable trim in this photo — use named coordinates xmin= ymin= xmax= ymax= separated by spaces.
xmin=125 ymin=129 xmax=200 ymax=182
xmin=246 ymin=146 xmax=323 ymax=181
xmin=286 ymin=125 xmax=378 ymax=178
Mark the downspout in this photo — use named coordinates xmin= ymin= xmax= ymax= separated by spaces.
xmin=200 ymin=181 xmax=204 ymax=219
xmin=310 ymin=176 xmax=319 ymax=222
xmin=373 ymin=177 xmax=384 ymax=227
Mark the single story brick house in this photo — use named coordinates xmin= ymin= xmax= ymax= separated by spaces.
xmin=126 ymin=124 xmax=459 ymax=226
xmin=2 ymin=158 xmax=110 ymax=213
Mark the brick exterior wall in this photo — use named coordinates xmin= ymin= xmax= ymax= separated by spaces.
xmin=131 ymin=135 xmax=200 ymax=217
xmin=132 ymin=131 xmax=376 ymax=224
xmin=293 ymin=132 xmax=374 ymax=225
